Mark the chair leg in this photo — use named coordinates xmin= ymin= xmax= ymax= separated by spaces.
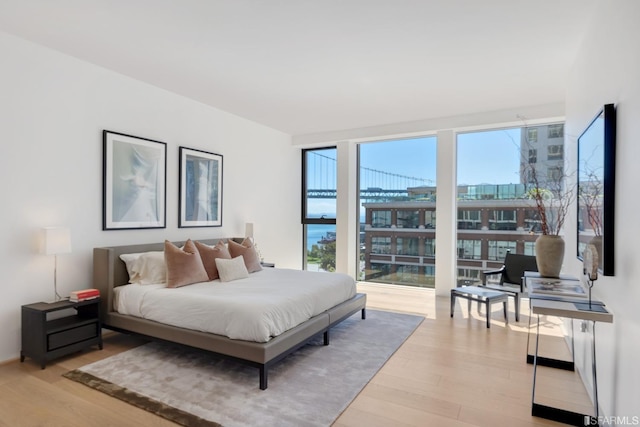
xmin=514 ymin=294 xmax=520 ymax=322
xmin=450 ymin=292 xmax=455 ymax=318
xmin=503 ymin=301 xmax=508 ymax=323
xmin=485 ymin=300 xmax=491 ymax=328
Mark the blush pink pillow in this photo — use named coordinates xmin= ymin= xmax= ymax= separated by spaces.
xmin=228 ymin=238 xmax=263 ymax=273
xmin=194 ymin=240 xmax=231 ymax=280
xmin=164 ymin=239 xmax=209 ymax=288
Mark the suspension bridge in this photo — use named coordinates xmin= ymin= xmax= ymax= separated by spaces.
xmin=307 ymin=151 xmax=434 ymax=202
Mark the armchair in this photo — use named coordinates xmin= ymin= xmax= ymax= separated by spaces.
xmin=481 ymin=252 xmax=538 ymax=321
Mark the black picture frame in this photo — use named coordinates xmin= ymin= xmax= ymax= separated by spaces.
xmin=178 ymin=147 xmax=223 ymax=228
xmin=103 ymin=130 xmax=167 ymax=230
xmin=577 ymin=104 xmax=616 ymax=276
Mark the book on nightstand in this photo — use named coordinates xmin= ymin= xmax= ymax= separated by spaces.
xmin=69 ymin=288 xmax=100 ymax=302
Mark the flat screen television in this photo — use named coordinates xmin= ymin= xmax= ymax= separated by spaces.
xmin=576 ymin=103 xmax=616 ymax=276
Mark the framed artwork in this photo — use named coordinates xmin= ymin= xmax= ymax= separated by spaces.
xmin=179 ymin=147 xmax=223 ymax=227
xmin=103 ymin=130 xmax=167 ymax=230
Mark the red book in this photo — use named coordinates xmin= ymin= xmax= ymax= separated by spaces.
xmin=69 ymin=289 xmax=100 ymax=299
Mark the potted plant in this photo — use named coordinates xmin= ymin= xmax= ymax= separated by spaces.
xmin=522 ymin=127 xmax=576 ymax=278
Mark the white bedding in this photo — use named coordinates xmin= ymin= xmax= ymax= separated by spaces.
xmin=113 ymin=268 xmax=357 ymax=342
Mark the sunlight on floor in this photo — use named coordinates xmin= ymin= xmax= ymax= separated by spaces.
xmin=357 ymin=281 xmax=568 ymax=337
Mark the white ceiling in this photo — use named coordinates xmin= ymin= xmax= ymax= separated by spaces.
xmin=0 ymin=0 xmax=596 ymax=136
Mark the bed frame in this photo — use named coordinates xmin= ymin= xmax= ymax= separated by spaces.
xmin=93 ymin=239 xmax=366 ymax=390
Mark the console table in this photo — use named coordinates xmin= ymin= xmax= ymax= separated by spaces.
xmin=527 ymin=283 xmax=613 ymax=426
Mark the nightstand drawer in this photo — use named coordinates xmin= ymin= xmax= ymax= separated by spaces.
xmin=48 ymin=322 xmax=98 ymax=350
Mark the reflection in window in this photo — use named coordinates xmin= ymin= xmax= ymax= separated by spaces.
xmin=524 ymin=209 xmax=542 ymax=233
xmin=488 ymin=240 xmax=517 ymax=261
xmin=488 ymin=209 xmax=517 ymax=230
xmin=372 ymin=210 xmax=391 ymax=228
xmin=369 ymin=263 xmax=391 ymax=281
xmin=397 ymin=210 xmax=420 ymax=228
xmin=371 ymin=237 xmax=391 ymax=254
xmin=457 ymin=240 xmax=482 ymax=260
xmin=547 ymin=124 xmax=564 ymax=139
xmin=548 ymin=166 xmax=563 ymax=181
xmin=547 ymin=145 xmax=563 ymax=161
xmin=397 ymin=237 xmax=419 ymax=256
xmin=424 ymin=238 xmax=436 ymax=256
xmin=527 ymin=128 xmax=538 ymax=143
xmin=397 ymin=265 xmax=419 ymax=281
xmin=458 ymin=209 xmax=481 ymax=230
xmin=524 ymin=242 xmax=536 ymax=256
xmin=424 ymin=210 xmax=436 ymax=228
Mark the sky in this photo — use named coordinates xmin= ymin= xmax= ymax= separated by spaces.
xmin=306 ymin=127 xmax=525 ymax=216
xmin=308 ymin=127 xmax=524 ymax=190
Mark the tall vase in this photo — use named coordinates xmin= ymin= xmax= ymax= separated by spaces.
xmin=535 ymin=235 xmax=565 ymax=278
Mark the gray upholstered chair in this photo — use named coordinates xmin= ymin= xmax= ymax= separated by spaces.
xmin=481 ymin=252 xmax=538 ymax=321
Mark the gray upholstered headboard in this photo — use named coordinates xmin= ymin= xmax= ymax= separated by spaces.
xmin=92 ymin=238 xmax=238 ymax=323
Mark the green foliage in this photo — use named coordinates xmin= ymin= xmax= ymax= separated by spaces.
xmin=307 ymin=243 xmax=336 ymax=272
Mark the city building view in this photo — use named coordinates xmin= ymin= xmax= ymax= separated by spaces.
xmin=305 ymin=123 xmax=575 ymax=289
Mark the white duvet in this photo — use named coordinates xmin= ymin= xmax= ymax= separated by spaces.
xmin=114 ymin=268 xmax=356 ymax=342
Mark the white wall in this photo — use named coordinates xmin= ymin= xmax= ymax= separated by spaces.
xmin=0 ymin=31 xmax=301 ymax=363
xmin=563 ymin=0 xmax=640 ymax=418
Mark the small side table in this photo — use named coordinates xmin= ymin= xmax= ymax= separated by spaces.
xmin=21 ymin=298 xmax=102 ymax=369
xmin=450 ymin=286 xmax=509 ymax=328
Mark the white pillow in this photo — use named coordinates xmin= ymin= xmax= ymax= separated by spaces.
xmin=215 ymin=256 xmax=249 ymax=282
xmin=120 ymin=253 xmax=144 ymax=283
xmin=119 ymin=251 xmax=166 ymax=284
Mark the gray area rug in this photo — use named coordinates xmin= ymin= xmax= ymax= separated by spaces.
xmin=64 ymin=309 xmax=423 ymax=427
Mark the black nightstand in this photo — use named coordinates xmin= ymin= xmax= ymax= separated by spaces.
xmin=21 ymin=298 xmax=102 ymax=369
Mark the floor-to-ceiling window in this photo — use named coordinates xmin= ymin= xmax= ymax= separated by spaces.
xmin=358 ymin=136 xmax=437 ymax=287
xmin=302 ymin=147 xmax=336 ymax=271
xmin=456 ymin=123 xmax=564 ymax=285
xmin=300 ymin=122 xmax=564 ymax=285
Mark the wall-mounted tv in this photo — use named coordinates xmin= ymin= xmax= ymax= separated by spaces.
xmin=577 ymin=103 xmax=616 ymax=276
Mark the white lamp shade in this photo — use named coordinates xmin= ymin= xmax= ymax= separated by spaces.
xmin=245 ymin=223 xmax=254 ymax=239
xmin=42 ymin=227 xmax=72 ymax=255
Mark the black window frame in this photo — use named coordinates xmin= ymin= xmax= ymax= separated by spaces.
xmin=301 ymin=146 xmax=337 ymax=225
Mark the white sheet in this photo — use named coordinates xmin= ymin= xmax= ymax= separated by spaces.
xmin=113 ymin=268 xmax=356 ymax=342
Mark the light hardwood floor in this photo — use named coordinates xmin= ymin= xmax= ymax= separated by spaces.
xmin=0 ymin=284 xmax=592 ymax=426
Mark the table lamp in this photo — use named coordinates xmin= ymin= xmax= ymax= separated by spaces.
xmin=42 ymin=227 xmax=72 ymax=301
xmin=245 ymin=222 xmax=254 ymax=241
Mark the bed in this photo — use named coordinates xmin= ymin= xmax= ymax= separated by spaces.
xmin=93 ymin=239 xmax=366 ymax=389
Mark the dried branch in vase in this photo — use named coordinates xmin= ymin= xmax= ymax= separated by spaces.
xmin=579 ymin=168 xmax=604 ymax=237
xmin=519 ymin=120 xmax=576 ymax=236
